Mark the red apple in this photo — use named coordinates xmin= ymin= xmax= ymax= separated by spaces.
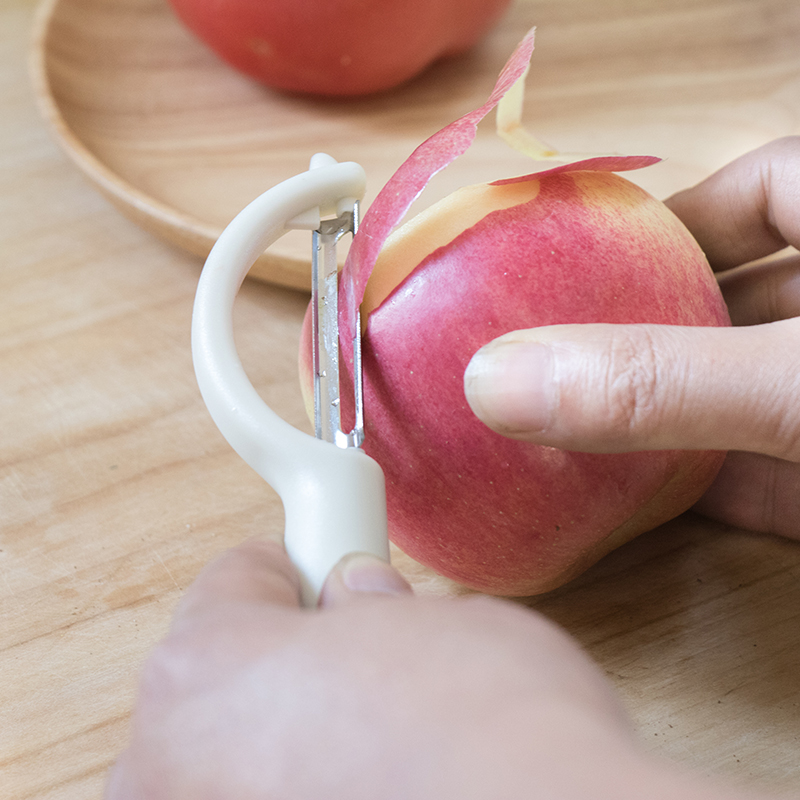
xmin=298 ymin=30 xmax=729 ymax=595
xmin=300 ymin=169 xmax=729 ymax=596
xmin=167 ymin=0 xmax=511 ymax=97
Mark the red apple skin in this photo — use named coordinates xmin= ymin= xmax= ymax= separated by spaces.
xmin=300 ymin=169 xmax=730 ymax=596
xmin=167 ymin=0 xmax=512 ymax=97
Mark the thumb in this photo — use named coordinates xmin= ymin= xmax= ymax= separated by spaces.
xmin=319 ymin=553 xmax=413 ymax=608
xmin=464 ymin=319 xmax=800 ymax=461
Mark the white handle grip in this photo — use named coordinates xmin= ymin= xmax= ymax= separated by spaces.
xmin=191 ymin=157 xmax=389 ymax=606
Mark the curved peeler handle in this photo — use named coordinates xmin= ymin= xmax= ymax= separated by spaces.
xmin=191 ymin=156 xmax=389 ymax=606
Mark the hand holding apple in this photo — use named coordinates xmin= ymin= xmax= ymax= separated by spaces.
xmin=466 ymin=137 xmax=800 ymax=542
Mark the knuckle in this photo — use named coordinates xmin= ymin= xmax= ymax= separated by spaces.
xmin=601 ymin=328 xmax=666 ymax=437
xmin=754 ymin=325 xmax=800 ymax=461
xmin=772 ymin=399 xmax=800 ymax=462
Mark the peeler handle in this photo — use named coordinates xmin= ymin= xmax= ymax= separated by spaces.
xmin=191 ymin=156 xmax=389 ymax=606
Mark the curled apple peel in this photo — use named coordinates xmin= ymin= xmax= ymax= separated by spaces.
xmin=338 ymin=27 xmax=537 ymax=346
xmin=301 ymin=30 xmax=730 ymax=595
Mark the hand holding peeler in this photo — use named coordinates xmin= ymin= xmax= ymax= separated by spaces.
xmin=191 ymin=154 xmax=389 ymax=607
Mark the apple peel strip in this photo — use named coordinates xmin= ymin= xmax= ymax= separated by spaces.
xmin=339 ymin=27 xmax=660 ymax=345
xmin=339 ymin=27 xmax=536 ymax=345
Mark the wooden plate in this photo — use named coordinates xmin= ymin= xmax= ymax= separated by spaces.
xmin=31 ymin=0 xmax=799 ymax=291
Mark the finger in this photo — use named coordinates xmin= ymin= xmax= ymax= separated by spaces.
xmin=171 ymin=538 xmax=301 ymax=631
xmin=694 ymin=451 xmax=800 ymax=541
xmin=665 ymin=136 xmax=800 ymax=271
xmin=463 ymin=319 xmax=800 ymax=460
xmin=318 ymin=552 xmax=413 ymax=608
xmin=718 ymin=252 xmax=800 ymax=325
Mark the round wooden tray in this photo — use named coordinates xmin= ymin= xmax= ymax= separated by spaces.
xmin=30 ymin=0 xmax=796 ymax=291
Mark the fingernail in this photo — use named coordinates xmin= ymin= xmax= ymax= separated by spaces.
xmin=340 ymin=553 xmax=412 ymax=595
xmin=464 ymin=340 xmax=555 ymax=433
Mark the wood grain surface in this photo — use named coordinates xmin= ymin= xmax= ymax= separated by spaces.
xmin=3 ymin=0 xmax=800 ymax=798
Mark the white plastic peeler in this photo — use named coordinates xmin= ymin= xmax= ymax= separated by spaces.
xmin=191 ymin=154 xmax=389 ymax=607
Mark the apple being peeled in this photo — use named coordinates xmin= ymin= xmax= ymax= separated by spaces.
xmin=300 ymin=168 xmax=729 ymax=595
xmin=299 ymin=31 xmax=730 ymax=595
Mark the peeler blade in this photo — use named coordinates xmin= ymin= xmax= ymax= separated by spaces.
xmin=311 ymin=203 xmax=364 ymax=449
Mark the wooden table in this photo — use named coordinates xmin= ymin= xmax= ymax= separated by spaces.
xmin=2 ymin=1 xmax=799 ymax=797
